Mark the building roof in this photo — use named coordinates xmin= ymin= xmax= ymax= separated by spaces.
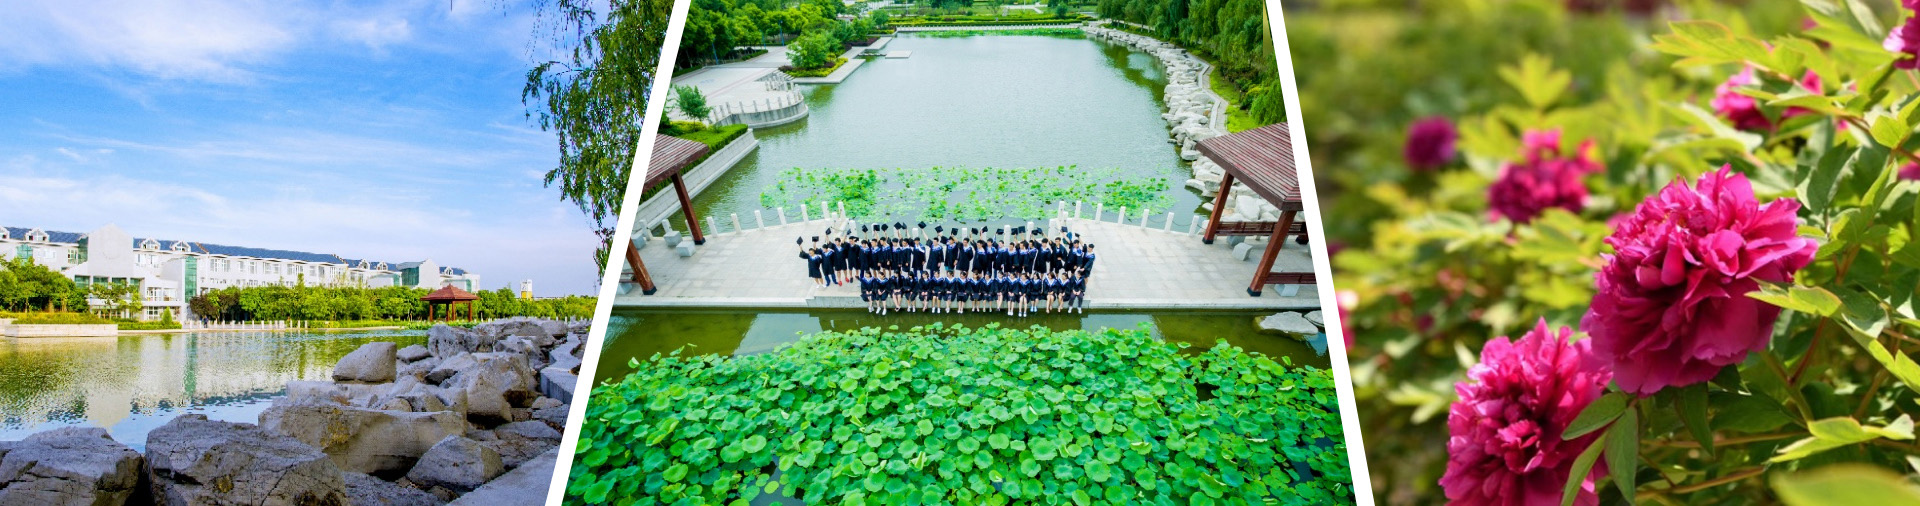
xmin=643 ymin=134 xmax=711 ymax=191
xmin=421 ymin=285 xmax=480 ymax=302
xmin=3 ymin=225 xmax=468 ymax=273
xmin=1195 ymin=123 xmax=1305 ymax=212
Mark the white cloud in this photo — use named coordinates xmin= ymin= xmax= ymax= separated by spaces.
xmin=0 ymin=0 xmax=299 ymax=81
xmin=334 ymin=18 xmax=413 ymax=50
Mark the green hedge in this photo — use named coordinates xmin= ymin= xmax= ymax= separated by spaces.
xmin=783 ymin=58 xmax=848 ymax=78
xmin=892 ymin=18 xmax=1084 ymax=27
xmin=117 ymin=321 xmax=183 ymax=331
xmin=2 ymin=311 xmax=111 ymax=325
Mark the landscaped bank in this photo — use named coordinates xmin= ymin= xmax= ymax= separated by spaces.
xmin=1086 ymin=23 xmax=1289 ymax=225
xmin=0 ymin=317 xmax=586 ymax=505
xmin=566 ymin=323 xmax=1354 ymax=505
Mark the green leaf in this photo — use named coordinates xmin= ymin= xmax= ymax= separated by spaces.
xmin=1564 ymin=392 xmax=1629 ymax=440
xmin=1497 ymin=53 xmax=1571 ymax=109
xmin=1605 ymin=408 xmax=1639 ymax=501
xmin=1772 ymin=464 xmax=1920 ymax=505
xmin=1560 ymin=437 xmax=1607 ymax=506
xmin=1869 ymin=113 xmax=1909 ymax=150
xmin=1676 ymin=383 xmax=1714 ymax=453
xmin=1799 ymin=145 xmax=1852 ymax=215
xmin=1748 ymin=283 xmax=1843 ymax=317
xmin=1772 ymin=415 xmax=1916 ymax=462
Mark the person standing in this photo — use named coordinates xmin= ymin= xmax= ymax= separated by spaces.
xmin=805 ymin=247 xmax=824 ymax=287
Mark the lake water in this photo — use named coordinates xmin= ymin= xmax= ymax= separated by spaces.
xmin=590 ymin=309 xmax=1328 ymax=384
xmin=0 ymin=329 xmax=426 ymax=450
xmin=672 ymin=34 xmax=1202 ymax=231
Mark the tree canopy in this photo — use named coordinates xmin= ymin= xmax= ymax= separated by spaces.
xmin=524 ymin=0 xmax=678 ymax=268
xmin=1097 ymin=0 xmax=1284 ymax=124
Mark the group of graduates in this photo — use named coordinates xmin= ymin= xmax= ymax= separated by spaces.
xmin=800 ymin=222 xmax=1097 ymax=316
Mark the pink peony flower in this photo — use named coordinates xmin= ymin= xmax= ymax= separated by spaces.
xmin=1405 ymin=117 xmax=1459 ymax=171
xmin=1582 ymin=166 xmax=1817 ymax=395
xmin=1440 ymin=319 xmax=1612 ymax=506
xmin=1488 ymin=130 xmax=1599 ymax=224
xmin=1336 ymin=290 xmax=1358 ymax=349
xmin=1902 ymin=162 xmax=1920 ymax=181
xmin=1712 ymin=67 xmax=1825 ymax=131
xmin=1888 ymin=5 xmax=1920 ymax=69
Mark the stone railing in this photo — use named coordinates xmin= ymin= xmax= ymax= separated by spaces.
xmin=707 ymin=91 xmax=808 ymax=128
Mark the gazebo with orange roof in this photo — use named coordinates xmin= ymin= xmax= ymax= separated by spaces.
xmin=421 ymin=285 xmax=480 ymax=322
xmin=625 ymin=134 xmax=711 ymax=295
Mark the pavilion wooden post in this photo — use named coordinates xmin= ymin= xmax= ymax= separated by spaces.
xmin=626 ymin=242 xmax=658 ymax=295
xmin=1202 ymin=173 xmax=1235 ymax=244
xmin=426 ymin=304 xmax=435 ymax=322
xmin=1248 ymin=209 xmax=1297 ymax=296
xmin=674 ymin=173 xmax=705 ymax=245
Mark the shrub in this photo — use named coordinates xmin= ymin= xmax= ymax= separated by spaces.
xmin=672 ymin=85 xmax=712 ymax=120
xmin=2 ymin=311 xmax=111 ymax=325
xmin=565 ymin=323 xmax=1354 ymax=504
xmin=788 ymin=31 xmax=840 ymax=70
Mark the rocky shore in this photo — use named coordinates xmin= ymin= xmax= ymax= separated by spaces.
xmin=1085 ymin=22 xmax=1289 ymax=225
xmin=0 ymin=317 xmax=587 ymax=505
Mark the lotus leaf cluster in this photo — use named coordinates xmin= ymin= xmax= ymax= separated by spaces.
xmin=566 ymin=323 xmax=1353 ymax=505
xmin=760 ymin=166 xmax=1176 ymax=223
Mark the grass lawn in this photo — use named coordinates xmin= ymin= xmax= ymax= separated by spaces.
xmin=784 ymin=57 xmax=848 ymax=78
xmin=1208 ymin=65 xmax=1262 ymax=133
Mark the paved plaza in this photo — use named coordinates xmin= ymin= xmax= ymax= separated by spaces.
xmin=619 ymin=214 xmax=1319 ymax=309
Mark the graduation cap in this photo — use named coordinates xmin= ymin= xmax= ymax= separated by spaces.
xmin=996 ymin=229 xmax=1005 ymax=236
xmin=826 ymin=228 xmax=834 ymax=235
xmin=895 ymin=222 xmax=905 ymax=229
xmin=796 ymin=237 xmax=804 ymax=245
xmin=935 ymin=225 xmax=944 ymax=233
xmin=861 ymin=225 xmax=870 ymax=233
xmin=811 ymin=236 xmax=820 ymax=242
xmin=1060 ymin=226 xmax=1069 ymax=233
xmin=917 ymin=222 xmax=927 ymax=229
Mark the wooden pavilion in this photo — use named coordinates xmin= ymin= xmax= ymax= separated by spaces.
xmin=421 ymin=285 xmax=479 ymax=322
xmin=626 ymin=134 xmax=712 ymax=295
xmin=1197 ymin=123 xmax=1315 ymax=296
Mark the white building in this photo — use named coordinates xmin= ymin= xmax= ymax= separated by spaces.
xmin=0 ymin=224 xmax=480 ymax=321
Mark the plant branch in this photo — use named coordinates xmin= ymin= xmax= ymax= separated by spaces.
xmin=1636 ymin=466 xmax=1766 ymax=498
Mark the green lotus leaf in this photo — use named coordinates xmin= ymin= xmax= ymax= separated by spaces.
xmin=720 ymin=443 xmax=745 ymax=463
xmin=1031 ymin=439 xmax=1058 ymax=461
xmin=958 ymin=437 xmax=981 ymax=454
xmin=662 ymin=463 xmax=689 ymax=483
xmin=988 ymin=433 xmax=1011 ymax=450
xmin=1019 ymin=458 xmax=1042 ymax=477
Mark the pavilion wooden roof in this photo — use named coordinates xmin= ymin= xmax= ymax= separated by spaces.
xmin=421 ymin=285 xmax=479 ymax=302
xmin=643 ymin=134 xmax=711 ymax=191
xmin=1196 ymin=123 xmax=1304 ymax=212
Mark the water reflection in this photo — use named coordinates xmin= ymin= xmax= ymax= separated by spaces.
xmin=595 ymin=309 xmax=1327 ymax=384
xmin=669 ymin=34 xmax=1200 ymax=232
xmin=0 ymin=330 xmax=426 ymax=450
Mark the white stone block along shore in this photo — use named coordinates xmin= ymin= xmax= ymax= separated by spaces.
xmin=0 ymin=317 xmax=588 ymax=506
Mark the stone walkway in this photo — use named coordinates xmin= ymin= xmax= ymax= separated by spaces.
xmin=618 ymin=212 xmax=1318 ymax=309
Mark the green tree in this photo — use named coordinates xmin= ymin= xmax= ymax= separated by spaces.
xmin=787 ymin=30 xmax=838 ymax=70
xmin=672 ymin=85 xmax=712 ymax=121
xmin=523 ymin=0 xmax=676 ymax=270
xmin=870 ymin=10 xmax=890 ymax=27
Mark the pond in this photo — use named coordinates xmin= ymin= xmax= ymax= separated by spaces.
xmin=591 ymin=309 xmax=1328 ymax=384
xmin=670 ymin=33 xmax=1202 ymax=231
xmin=0 ymin=329 xmax=426 ymax=450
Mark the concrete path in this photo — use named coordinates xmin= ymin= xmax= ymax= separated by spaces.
xmin=619 ymin=212 xmax=1318 ymax=309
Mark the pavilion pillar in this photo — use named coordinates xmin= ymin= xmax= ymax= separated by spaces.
xmin=426 ymin=304 xmax=434 ymax=322
xmin=1248 ymin=209 xmax=1296 ymax=297
xmin=1203 ymin=173 xmax=1235 ymax=244
xmin=674 ymin=173 xmax=705 ymax=245
xmin=627 ymin=242 xmax=657 ymax=295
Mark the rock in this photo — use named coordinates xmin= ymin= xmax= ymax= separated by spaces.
xmin=1305 ymin=310 xmax=1325 ymax=327
xmin=259 ymin=405 xmax=468 ymax=477
xmin=426 ymin=354 xmax=477 ymax=385
xmin=529 ymin=397 xmax=562 ymax=411
xmin=335 ymin=342 xmax=398 ymax=383
xmin=397 ymin=345 xmax=431 ymax=363
xmin=532 ymin=405 xmax=569 ymax=430
xmin=447 ymin=353 xmax=538 ymax=421
xmin=344 ymin=472 xmax=444 ymax=506
xmin=146 ymin=414 xmax=348 ymax=506
xmin=539 ymin=367 xmax=578 ymax=403
xmin=445 ymin=448 xmax=556 ymax=506
xmin=1256 ymin=312 xmax=1320 ymax=340
xmin=398 ymin=357 xmax=439 ymax=381
xmin=494 ymin=421 xmax=560 ymax=442
xmin=283 ymin=380 xmax=391 ymax=407
xmin=404 ymin=437 xmax=503 ymax=494
xmin=477 ymin=438 xmax=555 ymax=470
xmin=0 ymin=427 xmax=144 ymax=506
xmin=427 ymin=326 xmax=500 ymax=359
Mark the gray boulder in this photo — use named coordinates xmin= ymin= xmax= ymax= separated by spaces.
xmin=404 ymin=437 xmax=503 ymax=495
xmin=344 ymin=472 xmax=443 ymax=506
xmin=1305 ymin=310 xmax=1325 ymax=327
xmin=538 ymin=367 xmax=578 ymax=403
xmin=494 ymin=421 xmax=560 ymax=442
xmin=447 ymin=353 xmax=537 ymax=421
xmin=281 ymin=380 xmax=392 ymax=407
xmin=532 ymin=405 xmax=569 ymax=430
xmin=259 ymin=405 xmax=467 ymax=476
xmin=446 ymin=448 xmax=556 ymax=506
xmin=397 ymin=357 xmax=439 ymax=381
xmin=425 ymin=354 xmax=477 ymax=385
xmin=426 ymin=326 xmax=497 ymax=359
xmin=0 ymin=427 xmax=144 ymax=506
xmin=334 ymin=342 xmax=398 ymax=383
xmin=397 ymin=345 xmax=431 ymax=363
xmin=145 ymin=415 xmax=348 ymax=506
xmin=1256 ymin=312 xmax=1319 ymax=340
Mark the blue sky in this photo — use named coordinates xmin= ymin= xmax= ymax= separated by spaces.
xmin=0 ymin=0 xmax=611 ymax=296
